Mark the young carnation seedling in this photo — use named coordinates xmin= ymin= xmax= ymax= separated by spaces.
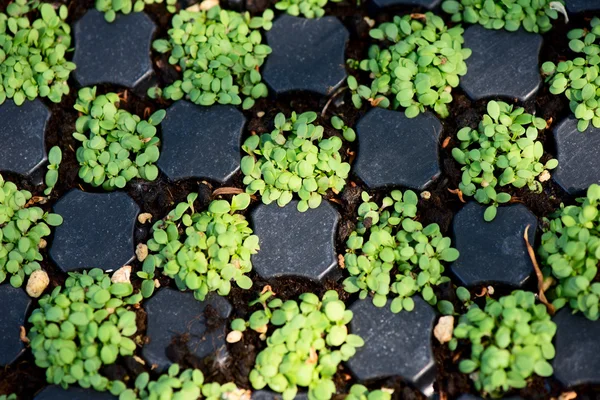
xmin=44 ymin=146 xmax=62 ymax=196
xmin=118 ymin=363 xmax=247 ymax=400
xmin=274 ymin=0 xmax=340 ymax=19
xmin=72 ymin=87 xmax=165 ymax=190
xmin=331 ymin=115 xmax=356 ymax=142
xmin=343 ymin=190 xmax=458 ymax=313
xmin=452 ymin=100 xmax=557 ymax=221
xmin=441 ymin=0 xmax=565 ymax=33
xmin=96 ymin=0 xmax=177 ymax=22
xmin=346 ymin=384 xmax=392 ymax=400
xmin=150 ymin=7 xmax=273 ymax=109
xmin=451 ymin=290 xmax=556 ymax=397
xmin=0 ymin=174 xmax=62 ymax=288
xmin=139 ymin=192 xmax=259 ymax=300
xmin=0 ymin=1 xmax=76 ymax=105
xmin=347 ymin=12 xmax=470 ymax=119
xmin=241 ymin=112 xmax=351 ymax=212
xmin=229 ymin=290 xmax=364 ymax=400
xmin=28 ymin=268 xmax=142 ymax=392
xmin=539 ymin=184 xmax=600 ymax=320
xmin=542 ymin=17 xmax=600 ymax=132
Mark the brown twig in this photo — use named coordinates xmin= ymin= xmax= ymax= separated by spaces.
xmin=524 ymin=225 xmax=555 ymax=315
xmin=321 ymin=86 xmax=347 ymax=117
xmin=448 ymin=188 xmax=466 ymax=203
xmin=212 ymin=187 xmax=245 ymax=196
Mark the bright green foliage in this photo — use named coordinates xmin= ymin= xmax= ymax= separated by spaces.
xmin=331 ymin=115 xmax=356 ymax=142
xmin=0 ymin=1 xmax=76 ymax=105
xmin=347 ymin=12 xmax=470 ymax=119
xmin=539 ymin=184 xmax=600 ymax=320
xmin=452 ymin=100 xmax=557 ymax=221
xmin=44 ymin=146 xmax=61 ymax=196
xmin=140 ymin=193 xmax=258 ymax=301
xmin=0 ymin=395 xmax=16 ymax=400
xmin=346 ymin=384 xmax=392 ymax=400
xmin=542 ymin=17 xmax=600 ymax=132
xmin=343 ymin=190 xmax=458 ymax=312
xmin=441 ymin=0 xmax=564 ymax=33
xmin=0 ymin=174 xmax=62 ymax=288
xmin=241 ymin=112 xmax=351 ymax=212
xmin=72 ymin=87 xmax=165 ymax=190
xmin=96 ymin=0 xmax=177 ymax=22
xmin=452 ymin=290 xmax=556 ymax=397
xmin=28 ymin=268 xmax=142 ymax=390
xmin=274 ymin=0 xmax=340 ymax=18
xmin=150 ymin=7 xmax=273 ymax=110
xmin=230 ymin=290 xmax=364 ymax=400
xmin=118 ymin=363 xmax=245 ymax=400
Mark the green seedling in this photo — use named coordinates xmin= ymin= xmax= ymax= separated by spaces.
xmin=0 ymin=174 xmax=62 ymax=288
xmin=44 ymin=146 xmax=61 ymax=196
xmin=96 ymin=0 xmax=177 ymax=22
xmin=241 ymin=112 xmax=351 ymax=212
xmin=229 ymin=290 xmax=364 ymax=400
xmin=452 ymin=100 xmax=557 ymax=221
xmin=72 ymin=87 xmax=165 ymax=190
xmin=28 ymin=268 xmax=142 ymax=391
xmin=542 ymin=17 xmax=600 ymax=132
xmin=346 ymin=384 xmax=392 ymax=400
xmin=343 ymin=190 xmax=458 ymax=312
xmin=331 ymin=115 xmax=356 ymax=142
xmin=118 ymin=363 xmax=246 ymax=400
xmin=274 ymin=0 xmax=340 ymax=18
xmin=539 ymin=183 xmax=600 ymax=320
xmin=441 ymin=0 xmax=565 ymax=33
xmin=452 ymin=290 xmax=556 ymax=397
xmin=140 ymin=192 xmax=258 ymax=300
xmin=347 ymin=12 xmax=470 ymax=119
xmin=0 ymin=1 xmax=76 ymax=105
xmin=149 ymin=6 xmax=273 ymax=110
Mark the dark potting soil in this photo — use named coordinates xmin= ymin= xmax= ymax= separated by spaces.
xmin=0 ymin=0 xmax=596 ymax=399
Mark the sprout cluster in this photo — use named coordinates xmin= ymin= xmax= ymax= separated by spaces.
xmin=28 ymin=268 xmax=142 ymax=390
xmin=44 ymin=146 xmax=62 ymax=196
xmin=0 ymin=174 xmax=62 ymax=288
xmin=542 ymin=17 xmax=600 ymax=132
xmin=72 ymin=87 xmax=165 ymax=190
xmin=119 ymin=363 xmax=246 ymax=400
xmin=452 ymin=100 xmax=557 ymax=221
xmin=0 ymin=1 xmax=76 ymax=105
xmin=96 ymin=0 xmax=177 ymax=22
xmin=441 ymin=0 xmax=564 ymax=33
xmin=346 ymin=385 xmax=392 ymax=400
xmin=150 ymin=7 xmax=273 ymax=109
xmin=241 ymin=112 xmax=351 ymax=212
xmin=230 ymin=290 xmax=364 ymax=400
xmin=452 ymin=290 xmax=556 ymax=397
xmin=343 ymin=190 xmax=458 ymax=313
xmin=539 ymin=184 xmax=600 ymax=320
xmin=274 ymin=0 xmax=340 ymax=19
xmin=140 ymin=193 xmax=259 ymax=301
xmin=348 ymin=12 xmax=470 ymax=119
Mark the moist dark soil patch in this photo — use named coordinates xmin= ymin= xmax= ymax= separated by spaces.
xmin=0 ymin=1 xmax=599 ymax=399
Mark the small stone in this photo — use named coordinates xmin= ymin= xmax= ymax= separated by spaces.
xmin=0 ymin=285 xmax=31 ymax=366
xmin=158 ymin=102 xmax=245 ymax=183
xmin=460 ymin=25 xmax=542 ymax=102
xmin=420 ymin=191 xmax=431 ymax=200
xmin=553 ymin=308 xmax=600 ymax=386
xmin=565 ymin=0 xmax=600 ymax=12
xmin=25 ymin=269 xmax=49 ymax=298
xmin=138 ymin=213 xmax=153 ymax=224
xmin=354 ymin=108 xmax=442 ymax=190
xmin=0 ymin=99 xmax=50 ymax=176
xmin=111 ymin=265 xmax=132 ymax=284
xmin=136 ymin=243 xmax=149 ymax=262
xmin=72 ymin=9 xmax=156 ymax=88
xmin=263 ymin=15 xmax=349 ymax=96
xmin=433 ymin=315 xmax=454 ymax=344
xmin=450 ymin=202 xmax=537 ymax=288
xmin=346 ymin=297 xmax=437 ymax=395
xmin=370 ymin=0 xmax=441 ymax=9
xmin=539 ymin=170 xmax=551 ymax=183
xmin=226 ymin=330 xmax=243 ymax=343
xmin=142 ymin=288 xmax=232 ymax=372
xmin=250 ymin=201 xmax=339 ymax=280
xmin=34 ymin=385 xmax=116 ymax=399
xmin=50 ymin=190 xmax=139 ymax=272
xmin=223 ymin=388 xmax=251 ymax=400
xmin=552 ymin=116 xmax=600 ymax=195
